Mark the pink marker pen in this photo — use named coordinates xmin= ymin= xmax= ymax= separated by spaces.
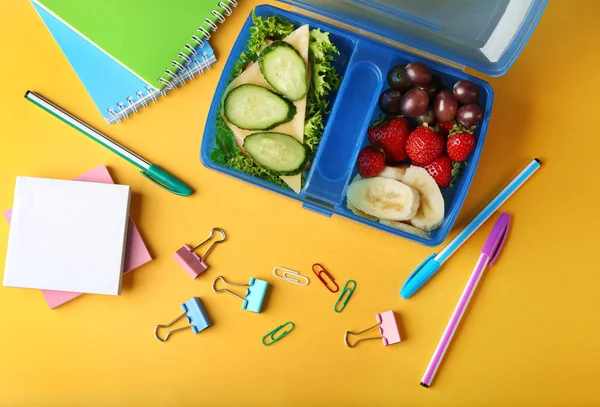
xmin=420 ymin=212 xmax=511 ymax=388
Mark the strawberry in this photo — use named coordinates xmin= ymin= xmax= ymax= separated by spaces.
xmin=357 ymin=146 xmax=385 ymax=178
xmin=447 ymin=131 xmax=476 ymax=162
xmin=437 ymin=120 xmax=455 ymax=137
xmin=367 ymin=116 xmax=411 ymax=163
xmin=405 ymin=125 xmax=445 ymax=165
xmin=423 ymin=155 xmax=453 ymax=188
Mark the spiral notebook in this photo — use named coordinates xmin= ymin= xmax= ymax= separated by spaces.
xmin=31 ymin=0 xmax=237 ymax=90
xmin=32 ymin=1 xmax=219 ymax=124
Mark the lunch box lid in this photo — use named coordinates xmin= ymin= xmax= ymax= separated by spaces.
xmin=280 ymin=0 xmax=547 ymax=76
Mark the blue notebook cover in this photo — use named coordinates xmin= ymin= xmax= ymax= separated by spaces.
xmin=32 ymin=1 xmax=217 ymax=124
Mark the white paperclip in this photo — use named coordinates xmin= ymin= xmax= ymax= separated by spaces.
xmin=273 ymin=266 xmax=310 ymax=286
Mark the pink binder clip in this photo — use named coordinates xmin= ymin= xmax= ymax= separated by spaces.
xmin=173 ymin=228 xmax=226 ymax=279
xmin=344 ymin=310 xmax=402 ymax=348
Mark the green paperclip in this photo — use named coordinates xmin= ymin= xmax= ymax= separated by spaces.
xmin=334 ymin=280 xmax=357 ymax=313
xmin=262 ymin=322 xmax=295 ymax=346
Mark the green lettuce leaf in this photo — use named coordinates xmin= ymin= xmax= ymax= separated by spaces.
xmin=304 ymin=28 xmax=340 ymax=160
xmin=248 ymin=11 xmax=295 ymax=54
xmin=226 ymin=150 xmax=290 ymax=188
xmin=309 ymin=29 xmax=340 ymax=98
xmin=304 ymin=112 xmax=324 ymax=157
xmin=450 ymin=161 xmax=466 ymax=187
xmin=230 ymin=12 xmax=294 ymax=81
xmin=212 ymin=115 xmax=289 ymax=189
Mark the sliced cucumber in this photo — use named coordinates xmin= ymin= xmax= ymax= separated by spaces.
xmin=224 ymin=84 xmax=296 ymax=131
xmin=259 ymin=42 xmax=307 ymax=101
xmin=243 ymin=132 xmax=307 ymax=175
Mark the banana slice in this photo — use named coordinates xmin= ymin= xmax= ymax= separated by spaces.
xmin=351 ymin=173 xmax=385 ymax=220
xmin=346 ymin=177 xmax=420 ymax=221
xmin=377 ymin=165 xmax=409 ymax=181
xmin=379 ymin=219 xmax=431 ymax=239
xmin=402 ymin=166 xmax=445 ymax=231
xmin=347 ymin=202 xmax=379 ymax=221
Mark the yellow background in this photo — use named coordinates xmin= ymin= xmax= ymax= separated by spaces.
xmin=1 ymin=1 xmax=599 ymax=406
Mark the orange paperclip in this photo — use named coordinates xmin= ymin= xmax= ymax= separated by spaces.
xmin=312 ymin=263 xmax=339 ymax=293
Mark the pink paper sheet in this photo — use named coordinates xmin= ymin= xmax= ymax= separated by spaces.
xmin=3 ymin=165 xmax=152 ymax=309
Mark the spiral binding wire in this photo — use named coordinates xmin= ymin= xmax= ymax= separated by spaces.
xmin=157 ymin=0 xmax=237 ymax=88
xmin=105 ymin=1 xmax=235 ymax=124
xmin=106 ymin=50 xmax=215 ymax=124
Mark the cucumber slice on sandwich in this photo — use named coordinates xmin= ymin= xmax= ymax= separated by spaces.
xmin=224 ymin=84 xmax=296 ymax=131
xmin=259 ymin=41 xmax=308 ymax=101
xmin=243 ymin=132 xmax=307 ymax=175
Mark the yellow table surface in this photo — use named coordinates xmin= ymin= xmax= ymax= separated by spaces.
xmin=1 ymin=1 xmax=599 ymax=406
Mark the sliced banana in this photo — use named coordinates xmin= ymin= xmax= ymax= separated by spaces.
xmin=377 ymin=165 xmax=409 ymax=181
xmin=379 ymin=219 xmax=431 ymax=239
xmin=347 ymin=201 xmax=379 ymax=221
xmin=346 ymin=177 xmax=420 ymax=221
xmin=402 ymin=166 xmax=445 ymax=231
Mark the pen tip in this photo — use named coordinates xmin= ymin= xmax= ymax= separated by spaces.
xmin=534 ymin=158 xmax=542 ymax=165
xmin=24 ymin=90 xmax=31 ymax=98
xmin=399 ymin=287 xmax=411 ymax=300
xmin=420 ymin=382 xmax=430 ymax=388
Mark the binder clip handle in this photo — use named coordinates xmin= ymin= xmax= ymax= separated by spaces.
xmin=154 ymin=298 xmax=212 ymax=342
xmin=192 ymin=228 xmax=226 ymax=262
xmin=212 ymin=275 xmax=249 ymax=301
xmin=173 ymin=228 xmax=226 ymax=279
xmin=213 ymin=276 xmax=268 ymax=313
xmin=344 ymin=322 xmax=382 ymax=348
xmin=154 ymin=311 xmax=192 ymax=342
xmin=344 ymin=310 xmax=402 ymax=348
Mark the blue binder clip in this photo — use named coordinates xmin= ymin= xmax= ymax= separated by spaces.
xmin=212 ymin=276 xmax=269 ymax=313
xmin=154 ymin=297 xmax=212 ymax=342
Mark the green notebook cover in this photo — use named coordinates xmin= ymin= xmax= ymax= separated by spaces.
xmin=32 ymin=0 xmax=235 ymax=89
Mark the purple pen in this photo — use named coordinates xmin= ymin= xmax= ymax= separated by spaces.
xmin=420 ymin=212 xmax=511 ymax=388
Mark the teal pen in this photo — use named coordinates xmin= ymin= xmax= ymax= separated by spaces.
xmin=24 ymin=91 xmax=193 ymax=197
xmin=401 ymin=158 xmax=541 ymax=299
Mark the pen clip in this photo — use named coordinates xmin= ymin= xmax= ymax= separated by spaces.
xmin=486 ymin=213 xmax=511 ymax=265
xmin=140 ymin=171 xmax=188 ymax=196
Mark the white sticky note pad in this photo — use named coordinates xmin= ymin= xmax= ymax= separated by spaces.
xmin=3 ymin=177 xmax=131 ymax=295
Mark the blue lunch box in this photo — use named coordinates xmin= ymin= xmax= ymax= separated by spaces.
xmin=201 ymin=0 xmax=547 ymax=246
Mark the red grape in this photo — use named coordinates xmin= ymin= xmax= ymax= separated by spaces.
xmin=418 ymin=75 xmax=441 ymax=98
xmin=453 ymin=80 xmax=480 ymax=105
xmin=379 ymin=89 xmax=403 ymax=115
xmin=434 ymin=90 xmax=458 ymax=122
xmin=415 ymin=107 xmax=436 ymax=125
xmin=400 ymin=88 xmax=429 ymax=118
xmin=404 ymin=62 xmax=432 ymax=86
xmin=387 ymin=64 xmax=411 ymax=92
xmin=456 ymin=104 xmax=484 ymax=127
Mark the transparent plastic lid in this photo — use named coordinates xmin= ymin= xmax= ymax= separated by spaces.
xmin=281 ymin=0 xmax=547 ymax=76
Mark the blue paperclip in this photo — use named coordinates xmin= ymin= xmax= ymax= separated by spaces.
xmin=212 ymin=276 xmax=269 ymax=314
xmin=334 ymin=280 xmax=357 ymax=313
xmin=154 ymin=297 xmax=212 ymax=342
